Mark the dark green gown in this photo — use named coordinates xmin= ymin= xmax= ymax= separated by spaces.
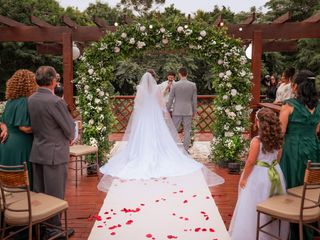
xmin=280 ymin=98 xmax=320 ymax=240
xmin=0 ymin=97 xmax=33 ymax=188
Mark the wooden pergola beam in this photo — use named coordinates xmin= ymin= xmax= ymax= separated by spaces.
xmin=241 ymin=13 xmax=255 ymax=25
xmin=263 ymin=40 xmax=297 ymax=52
xmin=227 ymin=22 xmax=320 ymax=40
xmin=62 ymin=15 xmax=78 ymax=29
xmin=214 ymin=15 xmax=223 ymax=27
xmin=303 ymin=12 xmax=320 ymax=23
xmin=0 ymin=15 xmax=26 ymax=27
xmin=93 ymin=16 xmax=109 ymax=28
xmin=272 ymin=12 xmax=291 ymax=24
xmin=30 ymin=16 xmax=53 ymax=27
xmin=36 ymin=43 xmax=62 ymax=55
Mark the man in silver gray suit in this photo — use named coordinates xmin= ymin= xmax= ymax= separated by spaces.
xmin=167 ymin=67 xmax=197 ymax=151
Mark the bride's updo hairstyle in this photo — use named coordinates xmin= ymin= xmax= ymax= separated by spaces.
xmin=293 ymin=70 xmax=318 ymax=110
xmin=256 ymin=108 xmax=283 ymax=153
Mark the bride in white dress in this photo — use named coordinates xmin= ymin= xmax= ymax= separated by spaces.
xmin=98 ymin=72 xmax=224 ymax=191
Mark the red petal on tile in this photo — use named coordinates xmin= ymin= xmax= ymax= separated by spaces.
xmin=184 ymin=218 xmax=189 ymax=221
xmin=146 ymin=233 xmax=153 ymax=238
xmin=108 ymin=225 xmax=117 ymax=230
xmin=209 ymin=228 xmax=215 ymax=232
xmin=117 ymin=224 xmax=122 ymax=227
xmin=141 ymin=203 xmax=145 ymax=206
xmin=104 ymin=212 xmax=109 ymax=214
xmin=192 ymin=195 xmax=197 ymax=197
xmin=202 ymin=228 xmax=207 ymax=232
xmin=113 ymin=213 xmax=117 ymax=215
xmin=110 ymin=232 xmax=116 ymax=235
xmin=155 ymin=200 xmax=160 ymax=202
xmin=126 ymin=220 xmax=133 ymax=225
xmin=173 ymin=192 xmax=177 ymax=194
xmin=184 ymin=229 xmax=188 ymax=232
xmin=205 ymin=216 xmax=209 ymax=220
xmin=195 ymin=228 xmax=201 ymax=232
xmin=172 ymin=213 xmax=176 ymax=216
xmin=179 ymin=216 xmax=183 ymax=219
xmin=161 ymin=198 xmax=166 ymax=201
xmin=179 ymin=190 xmax=184 ymax=193
xmin=97 ymin=225 xmax=103 ymax=228
xmin=200 ymin=211 xmax=206 ymax=215
xmin=183 ymin=200 xmax=188 ymax=204
xmin=167 ymin=235 xmax=178 ymax=239
xmin=206 ymin=196 xmax=210 ymax=199
xmin=106 ymin=217 xmax=112 ymax=220
xmin=110 ymin=209 xmax=114 ymax=212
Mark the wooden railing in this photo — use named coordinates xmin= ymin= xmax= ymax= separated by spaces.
xmin=112 ymin=95 xmax=215 ymax=133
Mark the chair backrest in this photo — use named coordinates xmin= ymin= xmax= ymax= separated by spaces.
xmin=300 ymin=160 xmax=320 ymax=218
xmin=0 ymin=163 xmax=32 ymax=218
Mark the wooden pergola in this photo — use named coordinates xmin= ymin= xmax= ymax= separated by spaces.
xmin=1 ymin=12 xmax=320 ymax=108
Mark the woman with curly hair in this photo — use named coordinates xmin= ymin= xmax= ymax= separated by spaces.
xmin=0 ymin=69 xmax=37 ymax=187
xmin=229 ymin=108 xmax=288 ymax=240
xmin=279 ymin=70 xmax=320 ymax=240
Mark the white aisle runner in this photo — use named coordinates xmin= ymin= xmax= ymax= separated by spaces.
xmin=89 ymin=171 xmax=230 ymax=240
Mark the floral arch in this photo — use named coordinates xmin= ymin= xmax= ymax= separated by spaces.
xmin=75 ymin=18 xmax=252 ymax=165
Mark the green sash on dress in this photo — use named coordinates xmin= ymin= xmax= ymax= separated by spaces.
xmin=256 ymin=160 xmax=283 ymax=196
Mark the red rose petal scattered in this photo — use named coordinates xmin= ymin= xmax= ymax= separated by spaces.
xmin=88 ymin=215 xmax=102 ymax=221
xmin=192 ymin=195 xmax=197 ymax=197
xmin=201 ymin=211 xmax=206 ymax=214
xmin=104 ymin=212 xmax=109 ymax=214
xmin=97 ymin=225 xmax=103 ymax=228
xmin=155 ymin=200 xmax=160 ymax=202
xmin=146 ymin=233 xmax=153 ymax=238
xmin=205 ymin=216 xmax=209 ymax=220
xmin=106 ymin=217 xmax=112 ymax=220
xmin=173 ymin=192 xmax=177 ymax=194
xmin=183 ymin=200 xmax=188 ymax=204
xmin=126 ymin=220 xmax=133 ymax=225
xmin=184 ymin=218 xmax=189 ymax=221
xmin=108 ymin=225 xmax=117 ymax=230
xmin=167 ymin=235 xmax=178 ymax=239
xmin=202 ymin=228 xmax=207 ymax=232
xmin=179 ymin=190 xmax=184 ymax=193
xmin=184 ymin=229 xmax=188 ymax=232
xmin=195 ymin=228 xmax=201 ymax=232
xmin=141 ymin=203 xmax=145 ymax=206
xmin=121 ymin=207 xmax=141 ymax=213
xmin=110 ymin=232 xmax=116 ymax=235
xmin=113 ymin=213 xmax=117 ymax=215
xmin=209 ymin=228 xmax=215 ymax=232
xmin=179 ymin=216 xmax=183 ymax=219
xmin=206 ymin=196 xmax=210 ymax=199
xmin=172 ymin=213 xmax=176 ymax=216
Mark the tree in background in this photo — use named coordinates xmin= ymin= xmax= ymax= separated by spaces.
xmin=119 ymin=0 xmax=165 ymax=16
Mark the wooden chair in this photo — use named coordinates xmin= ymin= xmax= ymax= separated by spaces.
xmin=0 ymin=163 xmax=69 ymax=240
xmin=256 ymin=160 xmax=320 ymax=240
xmin=69 ymin=121 xmax=99 ymax=187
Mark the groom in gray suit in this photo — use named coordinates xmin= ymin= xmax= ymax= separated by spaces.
xmin=167 ymin=67 xmax=197 ymax=151
xmin=28 ymin=66 xmax=75 ymax=238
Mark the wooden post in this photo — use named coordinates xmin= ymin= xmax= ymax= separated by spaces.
xmin=250 ymin=30 xmax=263 ymax=137
xmin=62 ymin=32 xmax=74 ymax=108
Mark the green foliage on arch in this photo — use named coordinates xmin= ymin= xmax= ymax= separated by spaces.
xmin=75 ymin=18 xmax=252 ymax=164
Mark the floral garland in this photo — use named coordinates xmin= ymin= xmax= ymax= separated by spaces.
xmin=75 ymin=18 xmax=252 ymax=165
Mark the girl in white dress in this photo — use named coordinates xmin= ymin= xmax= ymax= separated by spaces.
xmin=229 ymin=108 xmax=288 ymax=240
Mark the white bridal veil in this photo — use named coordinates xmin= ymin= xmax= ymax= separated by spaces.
xmin=98 ymin=72 xmax=224 ymax=192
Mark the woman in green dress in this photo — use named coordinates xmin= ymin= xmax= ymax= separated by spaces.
xmin=0 ymin=69 xmax=37 ymax=188
xmin=279 ymin=70 xmax=320 ymax=240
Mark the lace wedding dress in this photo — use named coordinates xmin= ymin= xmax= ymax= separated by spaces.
xmin=98 ymin=72 xmax=224 ymax=191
